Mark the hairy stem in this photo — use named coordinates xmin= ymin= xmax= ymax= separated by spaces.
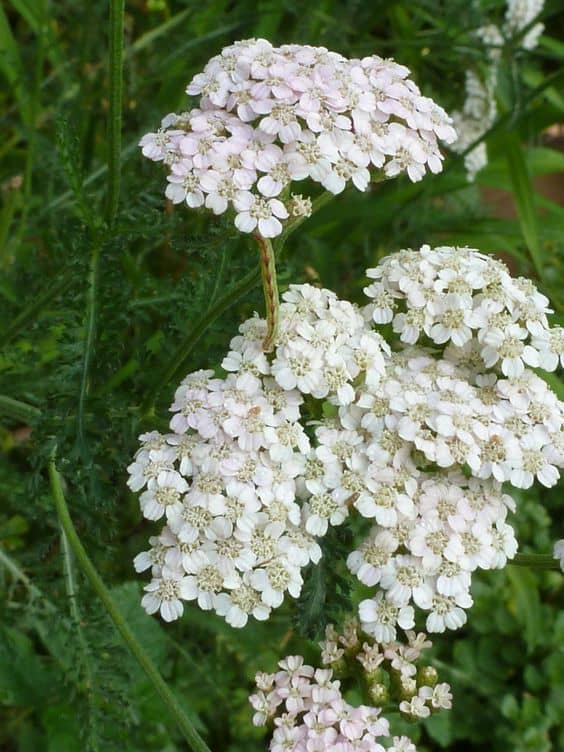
xmin=139 ymin=192 xmax=334 ymax=412
xmin=60 ymin=527 xmax=98 ymax=746
xmin=48 ymin=448 xmax=213 ymax=752
xmin=511 ymin=553 xmax=561 ymax=571
xmin=107 ymin=0 xmax=125 ymax=226
xmin=255 ymin=234 xmax=279 ymax=352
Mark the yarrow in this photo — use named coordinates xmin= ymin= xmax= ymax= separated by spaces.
xmin=139 ymin=38 xmax=456 ymax=236
xmin=450 ymin=0 xmax=545 ymax=179
xmin=250 ymin=619 xmax=451 ymax=752
xmin=129 ymin=245 xmax=563 ymax=631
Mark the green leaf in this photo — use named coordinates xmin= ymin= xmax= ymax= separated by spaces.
xmin=0 ymin=5 xmax=31 ymax=127
xmin=505 ymin=567 xmax=543 ymax=653
xmin=425 ymin=710 xmax=454 ymax=747
xmin=41 ymin=704 xmax=82 ymax=752
xmin=503 ymin=132 xmax=543 ymax=278
xmin=0 ymin=626 xmax=56 ymax=707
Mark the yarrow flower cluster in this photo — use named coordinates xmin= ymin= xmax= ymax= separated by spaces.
xmin=250 ymin=621 xmax=451 ymax=752
xmin=139 ymin=38 xmax=456 ymax=236
xmin=129 ymin=245 xmax=563 ymax=632
xmin=364 ymin=244 xmax=562 ymax=377
xmin=451 ymin=0 xmax=545 ymax=179
xmin=127 ymin=284 xmax=389 ymax=625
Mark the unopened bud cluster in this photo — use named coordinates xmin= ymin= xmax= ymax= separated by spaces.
xmin=319 ymin=619 xmax=452 ymax=721
xmin=249 ymin=620 xmax=451 ymax=752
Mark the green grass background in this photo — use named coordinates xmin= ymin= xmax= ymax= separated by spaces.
xmin=0 ymin=1 xmax=563 ymax=750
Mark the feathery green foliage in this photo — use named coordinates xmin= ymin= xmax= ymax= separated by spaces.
xmin=0 ymin=1 xmax=562 ymax=750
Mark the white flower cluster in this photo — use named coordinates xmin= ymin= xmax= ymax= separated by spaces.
xmin=505 ymin=0 xmax=545 ymax=50
xmin=139 ymin=38 xmax=456 ymax=236
xmin=344 ymin=245 xmax=563 ymax=638
xmin=365 ymin=244 xmax=562 ymax=377
xmin=127 ymin=284 xmax=389 ymax=625
xmin=127 ymin=368 xmax=317 ymax=626
xmin=250 ymin=623 xmax=451 ymax=752
xmin=450 ymin=0 xmax=545 ymax=179
xmin=249 ymin=655 xmax=416 ymax=752
xmin=129 ymin=245 xmax=562 ymax=633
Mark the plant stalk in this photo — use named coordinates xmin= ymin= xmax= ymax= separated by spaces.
xmin=107 ymin=0 xmax=125 ymax=227
xmin=255 ymin=233 xmax=279 ymax=352
xmin=511 ymin=553 xmax=561 ymax=571
xmin=48 ymin=447 xmax=213 ymax=752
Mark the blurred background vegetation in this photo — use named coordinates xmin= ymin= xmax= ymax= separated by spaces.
xmin=0 ymin=0 xmax=563 ymax=750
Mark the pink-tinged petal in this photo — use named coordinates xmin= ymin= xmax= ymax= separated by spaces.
xmin=235 ymin=212 xmax=258 ymax=233
xmin=258 ymin=217 xmax=282 ymax=237
xmin=205 ymin=194 xmax=229 ymax=215
xmin=233 ymin=191 xmax=254 ymax=211
xmin=199 ymin=171 xmax=222 ymax=192
xmin=257 ymin=175 xmax=282 ymax=197
xmin=141 ymin=593 xmax=161 ymax=614
xmin=269 ymin=199 xmax=289 ymax=219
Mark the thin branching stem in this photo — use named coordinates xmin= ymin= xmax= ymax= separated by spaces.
xmin=77 ymin=243 xmax=101 ymax=452
xmin=139 ymin=191 xmax=334 ymax=413
xmin=511 ymin=553 xmax=561 ymax=571
xmin=0 ymin=545 xmax=53 ymax=607
xmin=107 ymin=0 xmax=125 ymax=227
xmin=48 ymin=447 xmax=213 ymax=752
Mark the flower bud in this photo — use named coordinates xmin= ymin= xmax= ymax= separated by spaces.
xmin=417 ymin=665 xmax=438 ymax=687
xmin=369 ymin=683 xmax=389 ymax=705
xmin=399 ymin=678 xmax=417 ymax=700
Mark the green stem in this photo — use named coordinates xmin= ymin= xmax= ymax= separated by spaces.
xmin=48 ymin=448 xmax=212 ymax=752
xmin=511 ymin=553 xmax=561 ymax=571
xmin=0 ymin=270 xmax=74 ymax=347
xmin=60 ymin=527 xmax=98 ymax=745
xmin=0 ymin=395 xmax=41 ymax=423
xmin=107 ymin=0 xmax=125 ymax=227
xmin=255 ymin=234 xmax=279 ymax=352
xmin=77 ymin=244 xmax=101 ymax=451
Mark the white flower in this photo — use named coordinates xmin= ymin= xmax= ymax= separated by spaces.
xmin=379 ymin=555 xmax=434 ymax=608
xmin=141 ymin=569 xmax=193 ymax=622
xmin=425 ymin=591 xmax=473 ymax=633
xmin=419 ymin=682 xmax=452 ymax=709
xmin=512 ymin=429 xmax=559 ymax=488
xmin=482 ymin=323 xmax=539 ymax=376
xmin=399 ymin=695 xmax=430 ymax=719
xmin=347 ymin=529 xmax=398 ymax=586
xmin=233 ymin=192 xmax=289 ymax=237
xmin=139 ymin=470 xmax=188 ymax=521
xmin=359 ymin=592 xmax=415 ymax=643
